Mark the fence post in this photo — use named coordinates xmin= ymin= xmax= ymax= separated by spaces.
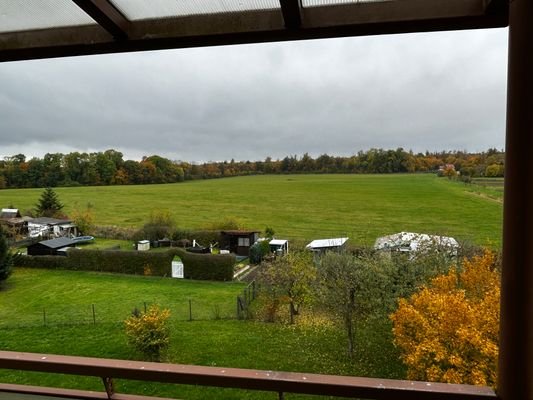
xmin=92 ymin=304 xmax=96 ymax=325
xmin=189 ymin=299 xmax=192 ymax=321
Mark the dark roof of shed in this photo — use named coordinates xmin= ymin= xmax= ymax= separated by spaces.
xmin=0 ymin=0 xmax=508 ymax=63
xmin=221 ymin=230 xmax=260 ymax=236
xmin=32 ymin=237 xmax=77 ymax=249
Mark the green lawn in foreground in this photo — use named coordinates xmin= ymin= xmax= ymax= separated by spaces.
xmin=0 ymin=268 xmax=404 ymax=399
xmin=0 ymin=268 xmax=244 ymax=328
xmin=0 ymin=174 xmax=503 ymax=246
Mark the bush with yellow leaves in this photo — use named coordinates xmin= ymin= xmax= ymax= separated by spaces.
xmin=124 ymin=305 xmax=171 ymax=361
xmin=390 ymin=250 xmax=500 ymax=387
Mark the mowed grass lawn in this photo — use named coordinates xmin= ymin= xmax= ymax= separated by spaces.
xmin=0 ymin=174 xmax=503 ymax=246
xmin=0 ymin=268 xmax=243 ymax=327
xmin=0 ymin=269 xmax=404 ymax=399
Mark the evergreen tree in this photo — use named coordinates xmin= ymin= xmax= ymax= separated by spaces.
xmin=35 ymin=187 xmax=64 ymax=217
xmin=0 ymin=228 xmax=12 ymax=284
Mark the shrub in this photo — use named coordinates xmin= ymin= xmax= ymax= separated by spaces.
xmin=249 ymin=240 xmax=270 ymax=264
xmin=388 ymin=248 xmax=456 ymax=303
xmin=137 ymin=210 xmax=175 ymax=242
xmin=0 ymin=228 xmax=13 ymax=284
xmin=390 ymin=250 xmax=500 ymax=387
xmin=174 ymin=248 xmax=235 ymax=281
xmin=71 ymin=204 xmax=95 ymax=235
xmin=171 ymin=229 xmax=221 ymax=247
xmin=17 ymin=248 xmax=234 ymax=281
xmin=124 ymin=305 xmax=171 ymax=361
xmin=66 ymin=249 xmax=172 ymax=276
xmin=14 ymin=254 xmax=69 ymax=270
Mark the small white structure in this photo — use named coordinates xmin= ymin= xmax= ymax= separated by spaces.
xmin=374 ymin=232 xmax=459 ymax=256
xmin=269 ymin=239 xmax=289 ymax=255
xmin=171 ymin=256 xmax=184 ymax=278
xmin=137 ymin=240 xmax=150 ymax=251
xmin=306 ymin=237 xmax=349 ymax=253
xmin=0 ymin=208 xmax=21 ymax=219
xmin=27 ymin=217 xmax=78 ymax=238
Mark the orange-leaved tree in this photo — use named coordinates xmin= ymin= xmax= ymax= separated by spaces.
xmin=390 ymin=250 xmax=500 ymax=387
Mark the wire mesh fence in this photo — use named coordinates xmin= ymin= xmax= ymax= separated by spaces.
xmin=0 ymin=299 xmax=239 ymax=329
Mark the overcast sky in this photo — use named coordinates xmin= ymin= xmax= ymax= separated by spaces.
xmin=0 ymin=27 xmax=508 ymax=163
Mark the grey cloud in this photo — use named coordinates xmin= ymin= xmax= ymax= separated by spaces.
xmin=0 ymin=28 xmax=508 ymax=162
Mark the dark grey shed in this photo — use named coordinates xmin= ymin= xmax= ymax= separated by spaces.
xmin=27 ymin=237 xmax=77 ymax=256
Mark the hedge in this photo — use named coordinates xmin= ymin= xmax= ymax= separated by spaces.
xmin=173 ymin=248 xmax=235 ymax=281
xmin=15 ymin=254 xmax=70 ymax=270
xmin=67 ymin=249 xmax=172 ymax=276
xmin=16 ymin=248 xmax=236 ymax=281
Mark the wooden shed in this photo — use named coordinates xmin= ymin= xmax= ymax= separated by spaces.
xmin=221 ymin=230 xmax=259 ymax=257
xmin=27 ymin=237 xmax=77 ymax=256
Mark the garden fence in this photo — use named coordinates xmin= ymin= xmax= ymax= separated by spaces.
xmin=0 ymin=299 xmax=237 ymax=329
xmin=236 ymin=280 xmax=257 ymax=320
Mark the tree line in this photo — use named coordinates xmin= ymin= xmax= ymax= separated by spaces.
xmin=0 ymin=148 xmax=504 ymax=189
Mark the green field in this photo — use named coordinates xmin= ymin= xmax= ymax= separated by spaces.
xmin=0 ymin=174 xmax=503 ymax=247
xmin=0 ymin=269 xmax=404 ymax=399
xmin=0 ymin=268 xmax=244 ymax=328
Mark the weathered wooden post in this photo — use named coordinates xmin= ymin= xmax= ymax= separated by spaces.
xmin=499 ymin=0 xmax=533 ymax=398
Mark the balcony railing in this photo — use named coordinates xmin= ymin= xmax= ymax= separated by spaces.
xmin=0 ymin=350 xmax=497 ymax=400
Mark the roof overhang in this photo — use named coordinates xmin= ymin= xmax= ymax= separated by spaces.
xmin=0 ymin=0 xmax=508 ymax=62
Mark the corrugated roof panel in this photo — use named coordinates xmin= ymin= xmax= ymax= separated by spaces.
xmin=110 ymin=0 xmax=280 ymax=20
xmin=0 ymin=0 xmax=96 ymax=33
xmin=306 ymin=237 xmax=349 ymax=249
xmin=302 ymin=0 xmax=389 ymax=7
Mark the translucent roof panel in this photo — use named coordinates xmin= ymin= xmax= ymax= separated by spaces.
xmin=0 ymin=0 xmax=97 ymax=33
xmin=111 ymin=0 xmax=280 ymax=20
xmin=303 ymin=0 xmax=389 ymax=7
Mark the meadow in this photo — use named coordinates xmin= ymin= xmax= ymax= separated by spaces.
xmin=0 ymin=268 xmax=404 ymax=399
xmin=0 ymin=174 xmax=503 ymax=247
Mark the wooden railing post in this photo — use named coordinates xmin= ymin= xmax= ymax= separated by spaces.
xmin=499 ymin=0 xmax=533 ymax=399
xmin=101 ymin=377 xmax=114 ymax=399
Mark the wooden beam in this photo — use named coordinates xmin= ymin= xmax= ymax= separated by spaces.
xmin=499 ymin=0 xmax=533 ymax=398
xmin=0 ymin=0 xmax=508 ymax=62
xmin=0 ymin=351 xmax=497 ymax=400
xmin=302 ymin=0 xmax=490 ymax=28
xmin=280 ymin=0 xmax=302 ymax=29
xmin=71 ymin=0 xmax=130 ymax=39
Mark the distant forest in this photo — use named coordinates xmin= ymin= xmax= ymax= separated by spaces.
xmin=0 ymin=148 xmax=504 ymax=189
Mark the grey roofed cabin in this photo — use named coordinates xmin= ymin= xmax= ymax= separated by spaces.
xmin=27 ymin=237 xmax=77 ymax=256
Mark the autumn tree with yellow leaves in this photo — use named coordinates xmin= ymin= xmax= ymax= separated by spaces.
xmin=390 ymin=251 xmax=500 ymax=387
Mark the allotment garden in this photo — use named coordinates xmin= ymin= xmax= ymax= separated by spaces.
xmin=0 ymin=174 xmax=503 ymax=399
